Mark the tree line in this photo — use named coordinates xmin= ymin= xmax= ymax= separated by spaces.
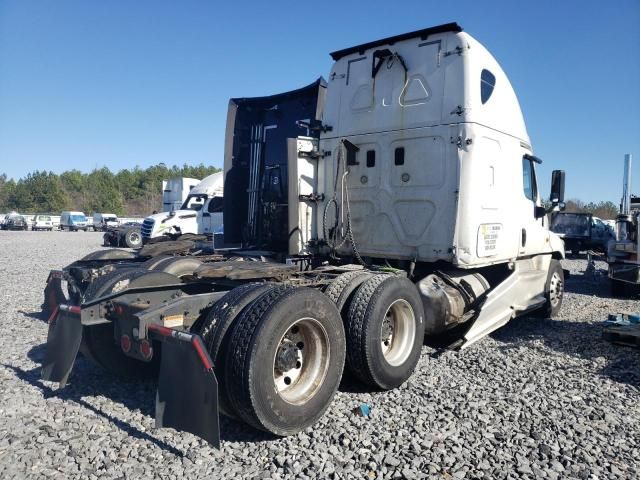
xmin=0 ymin=165 xmax=622 ymax=220
xmin=562 ymin=199 xmax=620 ymax=220
xmin=0 ymin=164 xmax=221 ymax=216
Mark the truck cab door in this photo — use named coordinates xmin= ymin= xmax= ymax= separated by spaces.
xmin=519 ymin=154 xmax=548 ymax=256
xmin=201 ymin=197 xmax=224 ymax=234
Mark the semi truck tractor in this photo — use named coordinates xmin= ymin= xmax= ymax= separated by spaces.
xmin=140 ymin=172 xmax=224 ymax=242
xmin=162 ymin=177 xmax=200 ymax=212
xmin=41 ymin=23 xmax=566 ymax=448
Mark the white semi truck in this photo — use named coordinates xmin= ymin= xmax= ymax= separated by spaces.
xmin=140 ymin=172 xmax=224 ymax=242
xmin=42 ymin=23 xmax=566 ymax=447
xmin=161 ymin=177 xmax=200 ymax=212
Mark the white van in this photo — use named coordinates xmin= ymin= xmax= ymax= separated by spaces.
xmin=32 ymin=214 xmax=54 ymax=231
xmin=93 ymin=213 xmax=119 ymax=231
xmin=60 ymin=211 xmax=88 ymax=231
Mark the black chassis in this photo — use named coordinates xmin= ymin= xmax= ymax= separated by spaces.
xmin=43 ymin=271 xmax=227 ymax=446
xmin=41 ymin=255 xmax=350 ymax=447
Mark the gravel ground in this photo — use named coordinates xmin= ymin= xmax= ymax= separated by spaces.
xmin=0 ymin=230 xmax=638 ymax=479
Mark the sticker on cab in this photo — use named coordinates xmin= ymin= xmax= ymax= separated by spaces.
xmin=477 ymin=223 xmax=502 ymax=257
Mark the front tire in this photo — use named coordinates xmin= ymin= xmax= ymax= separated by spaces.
xmin=346 ymin=275 xmax=425 ymax=390
xmin=225 ymin=287 xmax=345 ymax=436
xmin=538 ymin=259 xmax=564 ymax=317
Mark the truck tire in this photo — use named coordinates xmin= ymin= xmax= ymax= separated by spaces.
xmin=123 ymin=228 xmax=142 ymax=249
xmin=346 ymin=275 xmax=425 ymax=390
xmin=537 ymin=259 xmax=564 ymax=317
xmin=190 ymin=282 xmax=276 ymax=417
xmin=80 ymin=269 xmax=177 ymax=376
xmin=146 ymin=256 xmax=202 ymax=278
xmin=226 ymin=287 xmax=345 ymax=435
xmin=324 ymin=270 xmax=373 ymax=316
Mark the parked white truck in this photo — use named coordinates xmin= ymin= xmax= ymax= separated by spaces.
xmin=162 ymin=177 xmax=200 ymax=212
xmin=43 ymin=23 xmax=566 ymax=448
xmin=140 ymin=172 xmax=224 ymax=242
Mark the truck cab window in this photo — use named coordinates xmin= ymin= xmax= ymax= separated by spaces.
xmin=522 ymin=156 xmax=537 ymax=201
xmin=480 ymin=69 xmax=496 ymax=104
xmin=182 ymin=194 xmax=207 ymax=211
xmin=208 ymin=197 xmax=224 ymax=213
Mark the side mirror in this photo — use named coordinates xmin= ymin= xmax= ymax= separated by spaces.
xmin=550 ymin=170 xmax=565 ymax=204
xmin=535 ymin=206 xmax=547 ymax=219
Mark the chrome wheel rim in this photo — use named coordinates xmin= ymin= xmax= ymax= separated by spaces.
xmin=129 ymin=232 xmax=141 ymax=245
xmin=380 ymin=299 xmax=416 ymax=366
xmin=273 ymin=318 xmax=330 ymax=405
xmin=549 ymin=271 xmax=563 ymax=307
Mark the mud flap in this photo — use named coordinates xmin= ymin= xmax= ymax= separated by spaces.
xmin=150 ymin=325 xmax=220 ymax=448
xmin=41 ymin=308 xmax=83 ymax=387
xmin=43 ymin=271 xmax=66 ymax=316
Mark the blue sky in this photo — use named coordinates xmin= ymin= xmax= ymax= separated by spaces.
xmin=0 ymin=0 xmax=638 ymax=203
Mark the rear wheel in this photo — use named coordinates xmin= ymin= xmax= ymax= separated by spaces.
xmin=146 ymin=256 xmax=202 ymax=278
xmin=190 ymin=282 xmax=276 ymax=417
xmin=124 ymin=228 xmax=142 ymax=248
xmin=225 ymin=287 xmax=345 ymax=435
xmin=324 ymin=270 xmax=373 ymax=317
xmin=79 ymin=249 xmax=138 ymax=262
xmin=346 ymin=275 xmax=425 ymax=390
xmin=80 ymin=269 xmax=177 ymax=376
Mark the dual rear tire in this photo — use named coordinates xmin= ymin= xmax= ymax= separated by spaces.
xmin=192 ymin=285 xmax=346 ymax=436
xmin=326 ymin=273 xmax=425 ymax=390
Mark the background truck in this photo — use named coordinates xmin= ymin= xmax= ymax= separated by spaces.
xmin=162 ymin=177 xmax=200 ymax=212
xmin=42 ymin=23 xmax=566 ymax=448
xmin=608 ymin=154 xmax=639 ymax=296
xmin=140 ymin=172 xmax=224 ymax=242
xmin=93 ymin=213 xmax=119 ymax=231
xmin=550 ymin=212 xmax=612 ymax=253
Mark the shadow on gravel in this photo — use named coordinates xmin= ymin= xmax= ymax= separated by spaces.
xmin=18 ymin=309 xmax=48 ymax=322
xmin=563 ymin=271 xmax=640 ymax=300
xmin=15 ymin=343 xmax=285 ymax=447
xmin=491 ymin=315 xmax=640 ymax=388
xmin=2 ymin=362 xmax=186 ymax=456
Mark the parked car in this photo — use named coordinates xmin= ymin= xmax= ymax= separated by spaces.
xmin=32 ymin=214 xmax=54 ymax=231
xmin=59 ymin=211 xmax=88 ymax=231
xmin=93 ymin=213 xmax=119 ymax=231
xmin=3 ymin=214 xmax=28 ymax=231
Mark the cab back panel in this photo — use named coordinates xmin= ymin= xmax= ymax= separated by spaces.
xmin=223 ymin=79 xmax=326 ymax=250
xmin=319 ymin=125 xmax=458 ymax=262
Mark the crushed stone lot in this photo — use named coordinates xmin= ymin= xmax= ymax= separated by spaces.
xmin=0 ymin=230 xmax=638 ymax=479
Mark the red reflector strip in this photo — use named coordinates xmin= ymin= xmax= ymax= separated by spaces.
xmin=148 ymin=324 xmax=213 ymax=370
xmin=47 ymin=306 xmax=59 ymax=324
xmin=58 ymin=304 xmax=81 ymax=315
xmin=148 ymin=324 xmax=174 ymax=337
xmin=191 ymin=336 xmax=214 ymax=370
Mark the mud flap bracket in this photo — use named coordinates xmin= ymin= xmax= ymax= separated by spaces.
xmin=149 ymin=325 xmax=220 ymax=448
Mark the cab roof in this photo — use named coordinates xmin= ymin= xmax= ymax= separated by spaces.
xmin=329 ymin=22 xmax=462 ymax=60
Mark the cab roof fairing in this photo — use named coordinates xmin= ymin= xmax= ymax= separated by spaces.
xmin=324 ymin=25 xmax=530 ymax=145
